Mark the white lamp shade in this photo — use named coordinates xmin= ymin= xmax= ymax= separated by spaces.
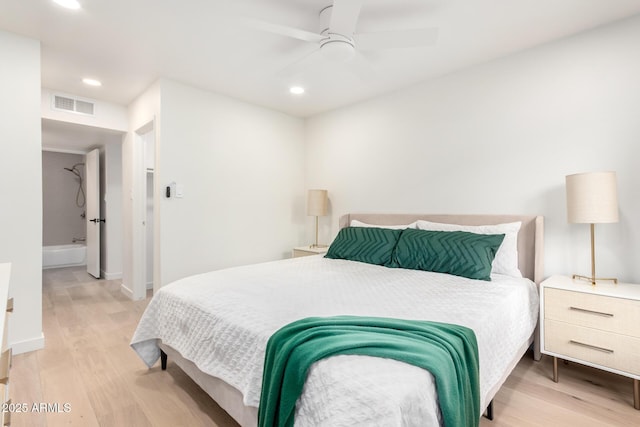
xmin=566 ymin=171 xmax=619 ymax=224
xmin=307 ymin=189 xmax=328 ymax=216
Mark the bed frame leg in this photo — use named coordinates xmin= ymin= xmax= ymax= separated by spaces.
xmin=483 ymin=400 xmax=494 ymax=421
xmin=160 ymin=350 xmax=167 ymax=370
xmin=533 ymin=324 xmax=542 ymax=361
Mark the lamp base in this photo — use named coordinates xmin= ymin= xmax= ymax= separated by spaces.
xmin=572 ymin=274 xmax=618 ymax=286
xmin=309 ymin=244 xmax=328 ymax=249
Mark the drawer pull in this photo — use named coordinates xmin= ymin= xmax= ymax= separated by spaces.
xmin=569 ymin=306 xmax=613 ymax=317
xmin=569 ymin=340 xmax=614 ymax=354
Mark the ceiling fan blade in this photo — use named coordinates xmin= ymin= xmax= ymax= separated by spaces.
xmin=330 ymin=0 xmax=364 ymax=36
xmin=245 ymin=18 xmax=324 ymax=43
xmin=274 ymin=47 xmax=323 ymax=80
xmin=339 ymin=51 xmax=375 ymax=83
xmin=355 ymin=28 xmax=438 ymax=50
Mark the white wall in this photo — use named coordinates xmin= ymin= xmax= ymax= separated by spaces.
xmin=305 ymin=15 xmax=640 ymax=283
xmin=158 ymin=79 xmax=306 ymax=284
xmin=0 ymin=31 xmax=44 ymax=353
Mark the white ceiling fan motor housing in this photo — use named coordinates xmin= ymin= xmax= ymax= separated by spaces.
xmin=319 ymin=5 xmax=355 ymax=61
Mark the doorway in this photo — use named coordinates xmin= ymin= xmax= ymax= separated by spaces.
xmin=41 ymin=119 xmax=125 ymax=281
xmin=142 ymin=125 xmax=155 ymax=292
xmin=41 ymin=149 xmax=87 ymax=270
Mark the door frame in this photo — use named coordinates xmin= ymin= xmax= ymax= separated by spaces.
xmin=131 ymin=119 xmax=156 ymax=300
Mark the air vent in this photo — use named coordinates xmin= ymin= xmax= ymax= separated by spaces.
xmin=54 ymin=95 xmax=75 ymax=111
xmin=52 ymin=94 xmax=95 ymax=116
xmin=75 ymin=100 xmax=94 ymax=115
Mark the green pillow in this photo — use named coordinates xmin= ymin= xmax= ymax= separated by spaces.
xmin=325 ymin=227 xmax=403 ymax=266
xmin=389 ymin=229 xmax=505 ymax=281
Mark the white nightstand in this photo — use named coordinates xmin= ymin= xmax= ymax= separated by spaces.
xmin=540 ymin=275 xmax=640 ymax=409
xmin=292 ymin=246 xmax=328 ymax=258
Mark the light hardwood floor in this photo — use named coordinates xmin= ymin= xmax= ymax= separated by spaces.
xmin=8 ymin=267 xmax=640 ymax=426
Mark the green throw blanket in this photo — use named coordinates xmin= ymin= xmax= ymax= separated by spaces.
xmin=258 ymin=316 xmax=480 ymax=427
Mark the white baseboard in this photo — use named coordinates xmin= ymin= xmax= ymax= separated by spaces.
xmin=146 ymin=281 xmax=153 ymax=290
xmin=11 ymin=333 xmax=45 ymax=355
xmin=101 ymin=270 xmax=123 ymax=280
xmin=120 ymin=283 xmax=134 ymax=299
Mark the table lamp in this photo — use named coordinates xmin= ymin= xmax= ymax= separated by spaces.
xmin=307 ymin=189 xmax=328 ymax=248
xmin=566 ymin=171 xmax=619 ymax=285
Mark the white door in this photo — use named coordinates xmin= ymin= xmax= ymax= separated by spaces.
xmin=86 ymin=149 xmax=101 ymax=278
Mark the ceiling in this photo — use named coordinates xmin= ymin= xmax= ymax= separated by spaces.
xmin=2 ymin=0 xmax=640 ymax=120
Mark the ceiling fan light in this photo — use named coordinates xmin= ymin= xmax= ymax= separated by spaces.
xmin=320 ymin=40 xmax=355 ymax=61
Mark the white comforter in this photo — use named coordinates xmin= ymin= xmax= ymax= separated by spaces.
xmin=131 ymin=255 xmax=539 ymax=426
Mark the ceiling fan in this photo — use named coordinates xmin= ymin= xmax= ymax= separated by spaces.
xmin=249 ymin=0 xmax=438 ymax=63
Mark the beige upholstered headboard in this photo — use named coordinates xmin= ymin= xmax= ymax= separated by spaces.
xmin=339 ymin=214 xmax=544 ymax=284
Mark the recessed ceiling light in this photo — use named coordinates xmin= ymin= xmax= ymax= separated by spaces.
xmin=289 ymin=86 xmax=305 ymax=95
xmin=82 ymin=78 xmax=102 ymax=87
xmin=52 ymin=0 xmax=81 ymax=10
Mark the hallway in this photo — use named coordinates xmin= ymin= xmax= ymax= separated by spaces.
xmin=9 ymin=266 xmax=237 ymax=427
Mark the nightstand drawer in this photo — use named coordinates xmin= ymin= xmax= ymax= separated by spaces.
xmin=545 ymin=319 xmax=640 ymax=376
xmin=545 ymin=288 xmax=640 ymax=337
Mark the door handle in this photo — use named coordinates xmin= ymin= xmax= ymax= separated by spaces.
xmin=90 ymin=218 xmax=106 ymax=223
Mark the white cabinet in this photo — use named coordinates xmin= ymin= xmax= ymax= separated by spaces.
xmin=0 ymin=263 xmax=13 ymax=426
xmin=540 ymin=275 xmax=640 ymax=409
xmin=292 ymin=246 xmax=328 ymax=258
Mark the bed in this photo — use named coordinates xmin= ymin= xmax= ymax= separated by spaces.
xmin=131 ymin=213 xmax=544 ymax=426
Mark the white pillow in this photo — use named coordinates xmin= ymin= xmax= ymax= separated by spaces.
xmin=350 ymin=219 xmax=417 ymax=230
xmin=415 ymin=220 xmax=522 ymax=278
